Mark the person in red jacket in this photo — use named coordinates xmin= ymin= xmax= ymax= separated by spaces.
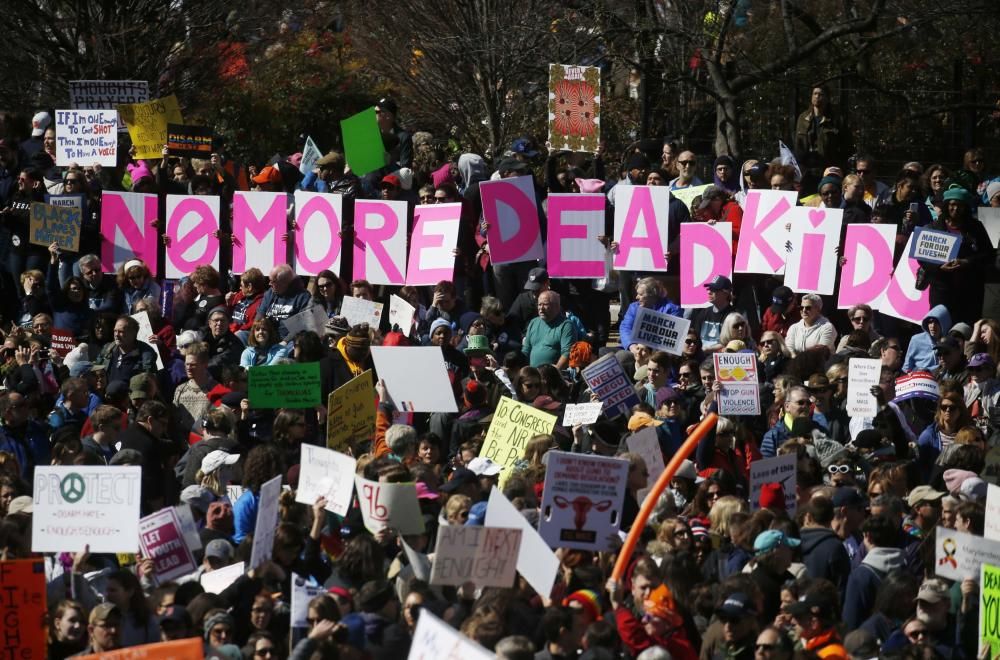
xmin=760 ymin=285 xmax=798 ymax=339
xmin=694 ymin=185 xmax=743 ymax=253
xmin=608 ymin=581 xmax=697 ymax=660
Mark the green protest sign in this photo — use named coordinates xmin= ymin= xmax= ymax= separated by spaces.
xmin=340 ymin=107 xmax=386 ymax=177
xmin=248 ymin=362 xmax=321 ymax=408
xmin=982 ymin=563 xmax=1000 ymax=659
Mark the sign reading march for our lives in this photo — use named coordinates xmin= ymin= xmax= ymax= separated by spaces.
xmin=69 ymin=79 xmax=149 ymax=132
xmin=29 ymin=202 xmax=81 ymax=252
xmin=295 ymin=444 xmax=357 ymax=518
xmin=714 ymin=352 xmax=760 ymax=415
xmin=582 ymin=353 xmax=641 ymax=418
xmin=539 ymin=451 xmax=629 ymax=551
xmin=32 ymin=466 xmax=142 ymax=553
xmin=750 ymin=455 xmax=797 ymax=514
xmin=248 ymin=362 xmax=321 ymax=408
xmin=910 ymin=226 xmax=962 ymax=265
xmin=936 ymin=526 xmax=1000 ymax=582
xmin=138 ymin=507 xmax=198 ymax=584
xmin=54 ymin=109 xmax=117 ymax=167
xmin=430 ymin=526 xmax=523 ymax=588
xmin=481 ymin=397 xmax=557 ymax=486
xmin=632 ymin=307 xmax=690 ymax=356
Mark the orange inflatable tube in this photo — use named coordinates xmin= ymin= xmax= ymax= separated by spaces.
xmin=611 ymin=412 xmax=719 ymax=582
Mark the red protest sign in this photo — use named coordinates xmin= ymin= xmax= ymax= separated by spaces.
xmin=50 ymin=328 xmax=76 ymax=357
xmin=75 ymin=636 xmax=203 ymax=659
xmin=138 ymin=508 xmax=197 ymax=583
xmin=0 ymin=558 xmax=46 ymax=657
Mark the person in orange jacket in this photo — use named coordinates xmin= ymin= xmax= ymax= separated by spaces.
xmin=787 ymin=590 xmax=849 ymax=660
xmin=607 ymin=581 xmax=697 ymax=660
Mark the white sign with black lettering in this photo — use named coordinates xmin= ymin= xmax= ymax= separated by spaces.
xmin=430 ymin=526 xmax=522 ymax=588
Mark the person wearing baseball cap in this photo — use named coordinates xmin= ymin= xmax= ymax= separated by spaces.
xmin=251 ymin=165 xmax=283 ymax=192
xmin=904 ymin=485 xmax=945 ymax=538
xmin=507 ymin=267 xmax=549 ymax=327
xmin=82 ymin=602 xmax=122 ymax=653
xmin=713 ymin=591 xmax=759 ymax=659
xmin=751 ymin=530 xmax=799 ymax=622
xmin=689 ymin=275 xmax=735 ymax=351
xmin=761 ymin=285 xmax=797 ymax=338
xmin=787 ymin=590 xmax=848 ymax=659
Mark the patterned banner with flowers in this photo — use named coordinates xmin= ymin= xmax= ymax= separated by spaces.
xmin=548 ymin=64 xmax=601 ymax=153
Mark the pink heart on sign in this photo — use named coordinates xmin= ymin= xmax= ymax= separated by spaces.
xmin=808 ymin=209 xmax=825 ymax=228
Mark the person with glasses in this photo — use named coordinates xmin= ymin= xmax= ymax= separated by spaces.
xmin=309 ymin=269 xmax=344 ymax=318
xmin=836 ymin=304 xmax=878 ymax=352
xmin=227 ymin=267 xmax=267 ymax=337
xmin=668 ymin=150 xmax=702 ymax=190
xmin=804 ymin=373 xmax=850 ymax=445
xmin=246 ymin=631 xmax=283 ymax=659
xmin=79 ymin=602 xmax=122 ymax=654
xmin=916 ymin=389 xmax=972 ymax=478
xmin=851 ymin=153 xmax=888 ymax=206
xmin=757 ymin=331 xmax=789 ymax=382
xmin=720 ymin=312 xmax=756 ymax=353
xmin=761 ymin=386 xmax=822 ymax=457
xmin=753 ymin=626 xmax=793 ymax=660
xmin=814 ymin=174 xmax=843 ymax=209
xmin=116 ymin=258 xmax=160 ymax=315
xmin=784 ymin=293 xmax=836 ymax=357
xmin=690 ymin=275 xmax=736 ymax=353
xmin=786 ymin=590 xmax=848 ymax=660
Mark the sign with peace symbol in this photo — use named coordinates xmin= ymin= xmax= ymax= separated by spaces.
xmin=59 ymin=473 xmax=86 ymax=503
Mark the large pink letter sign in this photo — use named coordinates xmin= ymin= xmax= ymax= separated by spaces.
xmin=232 ymin=191 xmax=286 ymax=274
xmin=734 ymin=190 xmax=797 ymax=274
xmin=165 ymin=195 xmax=219 ymax=279
xmin=837 ymin=224 xmax=896 ymax=309
xmin=547 ymin=193 xmax=605 ymax=278
xmin=878 ymin=233 xmax=930 ymax=324
xmin=679 ymin=222 xmax=732 ymax=308
xmin=613 ymin=185 xmax=670 ymax=271
xmin=782 ymin=207 xmax=844 ymax=295
xmin=480 ymin=176 xmax=544 ymax=265
xmin=353 ymin=199 xmax=407 ymax=285
xmin=293 ymin=191 xmax=342 ymax=276
xmin=100 ymin=191 xmax=158 ymax=274
xmin=406 ymin=203 xmax=461 ymax=286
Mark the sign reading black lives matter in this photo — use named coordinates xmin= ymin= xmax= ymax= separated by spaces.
xmin=631 ymin=307 xmax=690 ymax=356
xmin=32 ymin=466 xmax=142 ymax=553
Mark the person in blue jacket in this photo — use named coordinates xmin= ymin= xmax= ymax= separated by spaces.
xmin=619 ymin=277 xmax=682 ymax=351
xmin=255 ymin=264 xmax=312 ymax=340
xmin=233 ymin=444 xmax=284 ymax=544
xmin=902 ymin=304 xmax=951 ymax=373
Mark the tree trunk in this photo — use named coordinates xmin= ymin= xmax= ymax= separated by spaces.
xmin=714 ymin=96 xmax=741 ymax=159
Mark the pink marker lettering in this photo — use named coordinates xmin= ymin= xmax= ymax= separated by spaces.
xmin=735 ymin=191 xmax=792 ymax=272
xmin=354 ymin=200 xmax=406 ymax=284
xmin=614 ymin=187 xmax=667 ymax=271
xmin=480 ymin=177 xmax=542 ymax=264
xmin=406 ymin=203 xmax=461 ymax=286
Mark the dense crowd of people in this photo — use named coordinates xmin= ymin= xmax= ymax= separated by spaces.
xmin=0 ymin=89 xmax=999 ymax=659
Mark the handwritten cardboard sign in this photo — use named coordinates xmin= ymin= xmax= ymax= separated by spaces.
xmin=166 ymin=123 xmax=213 ymax=159
xmin=138 ymin=507 xmax=198 ymax=583
xmin=562 ymin=402 xmax=604 ymax=426
xmin=0 ymin=559 xmax=46 ymax=657
xmin=750 ymin=455 xmax=797 ymax=514
xmin=481 ymin=397 xmax=557 ymax=486
xmin=117 ymin=95 xmax=184 ymax=160
xmin=327 ymin=370 xmax=375 ymax=451
xmin=54 ymin=109 xmax=117 ymax=166
xmin=632 ymin=307 xmax=690 ymax=355
xmin=936 ymin=526 xmax=1000 ymax=582
xmin=69 ymin=79 xmax=149 ymax=132
xmin=430 ymin=526 xmax=522 ymax=588
xmin=539 ymin=451 xmax=629 ymax=551
xmin=340 ymin=295 xmax=384 ymax=329
xmin=32 ymin=466 xmax=142 ymax=553
xmin=29 ymin=202 xmax=81 ymax=252
xmin=581 ymin=354 xmax=640 ymax=418
xmin=249 ymin=475 xmax=282 ymax=571
xmin=248 ymin=362 xmax=321 ymax=408
xmin=295 ymin=445 xmax=357 ymax=517
xmin=846 ymin=358 xmax=881 ymax=417
xmin=354 ymin=475 xmax=425 ymax=535
xmin=408 ymin=609 xmax=493 ymax=660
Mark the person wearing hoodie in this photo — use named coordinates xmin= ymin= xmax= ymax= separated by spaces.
xmin=799 ymin=496 xmax=851 ymax=597
xmin=902 ymin=304 xmax=951 ymax=372
xmin=842 ymin=514 xmax=904 ymax=630
xmin=255 ymin=264 xmax=312 ymax=340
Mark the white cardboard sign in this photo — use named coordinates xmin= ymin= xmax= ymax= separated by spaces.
xmin=750 ymin=454 xmax=797 ymax=514
xmin=562 ymin=402 xmax=604 ymax=426
xmin=631 ymin=307 xmax=690 ymax=355
xmin=936 ymin=526 xmax=1000 ymax=582
xmin=295 ymin=445 xmax=357 ymax=517
xmin=430 ymin=526 xmax=523 ymax=588
xmin=846 ymin=358 xmax=881 ymax=417
xmin=354 ymin=475 xmax=425 ymax=535
xmin=249 ymin=475 xmax=282 ymax=571
xmin=484 ymin=487 xmax=559 ymax=598
xmin=408 ymin=609 xmax=494 ymax=660
xmin=340 ymin=295 xmax=384 ymax=329
xmin=370 ymin=346 xmax=459 ymax=413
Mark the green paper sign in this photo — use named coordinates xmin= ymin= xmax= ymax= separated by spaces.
xmin=341 ymin=107 xmax=387 ymax=177
xmin=248 ymin=362 xmax=321 ymax=408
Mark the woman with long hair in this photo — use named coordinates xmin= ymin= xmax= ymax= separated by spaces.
xmin=309 ymin=269 xmax=345 ymax=318
xmin=719 ymin=312 xmax=756 ymax=352
xmin=240 ymin=317 xmax=293 ymax=367
xmin=514 ymin=366 xmax=545 ymax=402
xmin=758 ymin=331 xmax=790 ymax=381
xmin=105 ymin=569 xmax=160 ymax=646
xmin=273 ymin=410 xmax=308 ymax=472
xmin=970 ymin=318 xmax=1000 ymax=367
xmin=922 ymin=163 xmax=950 ymax=219
xmin=48 ymin=599 xmax=87 ymax=659
xmin=233 ymin=444 xmax=284 ymax=544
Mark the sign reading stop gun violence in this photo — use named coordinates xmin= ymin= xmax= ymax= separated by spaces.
xmin=32 ymin=466 xmax=142 ymax=553
xmin=714 ymin=352 xmax=761 ymax=415
xmin=481 ymin=397 xmax=557 ymax=485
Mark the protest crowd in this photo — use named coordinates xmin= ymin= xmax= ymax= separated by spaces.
xmin=3 ymin=77 xmax=1000 ymax=660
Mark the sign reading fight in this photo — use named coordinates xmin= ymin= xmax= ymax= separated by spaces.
xmin=430 ymin=526 xmax=522 ymax=588
xmin=910 ymin=226 xmax=962 ymax=265
xmin=0 ymin=559 xmax=46 ymax=658
xmin=29 ymin=202 xmax=82 ymax=252
xmin=714 ymin=352 xmax=760 ymax=415
xmin=54 ymin=109 xmax=117 ymax=166
xmin=32 ymin=466 xmax=142 ymax=553
xmin=539 ymin=451 xmax=629 ymax=551
xmin=481 ymin=397 xmax=557 ymax=484
xmin=632 ymin=307 xmax=690 ymax=356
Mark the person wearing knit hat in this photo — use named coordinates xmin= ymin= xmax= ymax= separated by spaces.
xmin=817 ymin=174 xmax=843 ymax=208
xmin=203 ymin=610 xmax=236 ymax=645
xmin=563 ymin=589 xmax=603 ymax=623
xmin=986 ymin=180 xmax=1000 ymax=207
xmin=333 ymin=323 xmax=373 ymax=384
xmin=758 ymin=482 xmax=786 ymax=511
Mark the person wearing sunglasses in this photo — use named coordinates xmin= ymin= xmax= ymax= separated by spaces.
xmin=916 ymin=391 xmax=971 ymax=480
xmin=753 ymin=626 xmax=793 ymax=660
xmin=668 ymin=150 xmax=702 ymax=191
xmin=761 ymin=385 xmax=821 ymax=457
xmin=786 ymin=590 xmax=848 ymax=660
xmin=931 ymin=335 xmax=969 ymax=390
xmin=784 ymin=293 xmax=836 ymax=357
xmin=804 ymin=373 xmax=850 ymax=445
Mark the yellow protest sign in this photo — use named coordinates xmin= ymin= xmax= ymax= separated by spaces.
xmin=670 ymin=184 xmax=710 ymax=212
xmin=327 ymin=370 xmax=375 ymax=451
xmin=117 ymin=95 xmax=184 ymax=159
xmin=480 ymin=397 xmax=557 ymax=485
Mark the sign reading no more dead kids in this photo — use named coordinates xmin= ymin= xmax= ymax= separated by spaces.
xmin=539 ymin=451 xmax=629 ymax=551
xmin=430 ymin=526 xmax=523 ymax=588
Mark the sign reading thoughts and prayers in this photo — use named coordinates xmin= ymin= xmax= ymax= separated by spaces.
xmin=69 ymin=79 xmax=149 ymax=131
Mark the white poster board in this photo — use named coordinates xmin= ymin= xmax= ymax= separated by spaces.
xmin=249 ymin=475 xmax=282 ymax=571
xmin=714 ymin=352 xmax=761 ymax=415
xmin=430 ymin=526 xmax=523 ymax=588
xmin=782 ymin=207 xmax=844 ymax=295
xmin=131 ymin=310 xmax=165 ymax=370
xmin=295 ymin=445 xmax=357 ymax=517
xmin=625 ymin=427 xmax=665 ymax=483
xmin=484 ymin=487 xmax=559 ymax=599
xmin=354 ymin=475 xmax=425 ymax=535
xmin=750 ymin=454 xmax=797 ymax=514
xmin=985 ymin=484 xmax=1000 ymax=543
xmin=370 ymin=346 xmax=459 ymax=413
xmin=282 ymin=304 xmax=329 ymax=340
xmin=200 ymin=561 xmax=245 ymax=594
xmin=290 ymin=572 xmax=326 ymax=628
xmin=54 ymin=109 xmax=118 ymax=167
xmin=846 ymin=358 xmax=881 ymax=417
xmin=32 ymin=466 xmax=142 ymax=553
xmin=936 ymin=526 xmax=1000 ymax=582
xmin=538 ymin=451 xmax=629 ymax=551
xmin=408 ymin=609 xmax=494 ymax=660
xmin=388 ymin=294 xmax=417 ymax=334
xmin=631 ymin=307 xmax=690 ymax=356
xmin=340 ymin=295 xmax=384 ymax=329
xmin=562 ymin=402 xmax=604 ymax=426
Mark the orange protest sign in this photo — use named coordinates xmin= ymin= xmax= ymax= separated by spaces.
xmin=0 ymin=558 xmax=46 ymax=657
xmin=75 ymin=636 xmax=204 ymax=659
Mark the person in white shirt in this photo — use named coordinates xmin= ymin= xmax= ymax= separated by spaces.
xmin=785 ymin=294 xmax=837 ymax=356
